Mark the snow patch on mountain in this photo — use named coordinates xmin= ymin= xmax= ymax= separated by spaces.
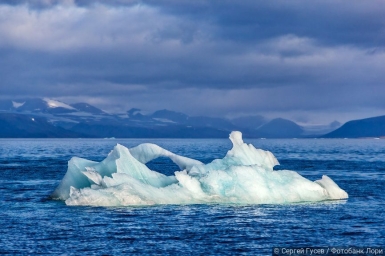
xmin=152 ymin=118 xmax=176 ymax=123
xmin=12 ymin=101 xmax=25 ymax=108
xmin=43 ymin=98 xmax=75 ymax=110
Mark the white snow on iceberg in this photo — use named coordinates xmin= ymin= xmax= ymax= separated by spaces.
xmin=52 ymin=131 xmax=348 ymax=206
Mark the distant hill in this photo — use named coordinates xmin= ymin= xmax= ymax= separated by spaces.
xmin=0 ymin=113 xmax=84 ymax=138
xmin=255 ymin=118 xmax=304 ymax=138
xmin=231 ymin=115 xmax=266 ymax=130
xmin=186 ymin=116 xmax=236 ymax=130
xmin=70 ymin=103 xmax=107 ymax=115
xmin=0 ymin=99 xmax=235 ymax=138
xmin=151 ymin=109 xmax=188 ymax=123
xmin=323 ymin=115 xmax=385 ymax=138
xmin=0 ymin=97 xmax=359 ymax=138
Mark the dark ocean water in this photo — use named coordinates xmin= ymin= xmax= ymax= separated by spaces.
xmin=0 ymin=138 xmax=384 ymax=255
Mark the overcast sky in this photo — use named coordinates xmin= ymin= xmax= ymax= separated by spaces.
xmin=0 ymin=0 xmax=384 ymax=124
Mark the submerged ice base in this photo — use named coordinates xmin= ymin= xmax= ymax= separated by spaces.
xmin=52 ymin=131 xmax=348 ymax=206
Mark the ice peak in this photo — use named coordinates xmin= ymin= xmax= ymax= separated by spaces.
xmin=229 ymin=131 xmax=243 ymax=146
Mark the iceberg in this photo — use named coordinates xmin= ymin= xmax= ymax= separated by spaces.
xmin=52 ymin=131 xmax=348 ymax=206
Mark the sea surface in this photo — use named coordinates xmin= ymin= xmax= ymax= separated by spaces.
xmin=0 ymin=138 xmax=384 ymax=255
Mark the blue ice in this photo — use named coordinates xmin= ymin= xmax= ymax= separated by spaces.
xmin=52 ymin=131 xmax=348 ymax=206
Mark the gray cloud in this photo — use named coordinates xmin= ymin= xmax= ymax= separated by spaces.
xmin=0 ymin=1 xmax=384 ymax=124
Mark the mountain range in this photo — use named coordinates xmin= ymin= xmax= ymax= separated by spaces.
xmin=0 ymin=98 xmax=383 ymax=138
xmin=322 ymin=115 xmax=385 ymax=138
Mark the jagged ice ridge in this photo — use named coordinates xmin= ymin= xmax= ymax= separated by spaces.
xmin=52 ymin=131 xmax=348 ymax=206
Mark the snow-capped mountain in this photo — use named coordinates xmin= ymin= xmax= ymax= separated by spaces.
xmin=1 ymin=98 xmax=111 ymax=121
xmin=0 ymin=97 xmax=351 ymax=138
xmin=3 ymin=98 xmax=76 ymax=114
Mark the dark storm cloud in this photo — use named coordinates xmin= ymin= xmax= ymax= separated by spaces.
xmin=82 ymin=0 xmax=385 ymax=48
xmin=0 ymin=0 xmax=384 ymax=123
xmin=135 ymin=1 xmax=383 ymax=51
xmin=5 ymin=0 xmax=385 ymax=47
